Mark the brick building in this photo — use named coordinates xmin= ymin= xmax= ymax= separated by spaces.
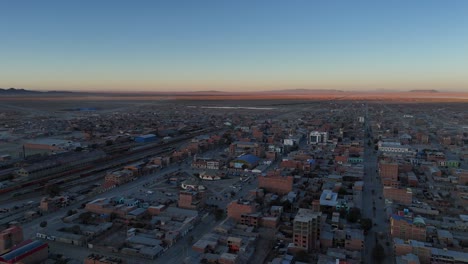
xmin=383 ymin=187 xmax=413 ymax=205
xmin=258 ymin=174 xmax=293 ymax=195
xmin=178 ymin=190 xmax=205 ymax=210
xmin=227 ymin=200 xmax=258 ymax=223
xmin=391 ymin=215 xmax=427 ymax=242
xmin=379 ymin=161 xmax=399 ymax=187
xmin=0 ymin=226 xmax=23 ymax=254
xmin=293 ymin=209 xmax=322 ymax=251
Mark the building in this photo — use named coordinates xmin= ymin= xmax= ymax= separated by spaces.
xmin=319 ymin=190 xmax=338 ymax=207
xmin=379 ymin=161 xmax=399 ymax=181
xmin=258 ymin=174 xmax=293 ymax=195
xmin=227 ymin=200 xmax=258 ymax=223
xmin=396 ymin=253 xmax=420 ymax=264
xmin=229 ymin=141 xmax=262 ymax=156
xmin=308 ymin=131 xmax=328 ymax=145
xmin=178 ymin=190 xmax=205 ymax=210
xmin=378 ymin=142 xmax=412 ymax=154
xmin=230 ymin=154 xmax=260 ymax=169
xmin=0 ymin=240 xmax=48 ymax=264
xmin=134 ymin=134 xmax=156 ymax=143
xmin=192 ymin=157 xmax=223 ymax=170
xmin=38 ymin=196 xmax=69 ymax=212
xmin=383 ymin=187 xmax=413 ymax=205
xmin=345 ymin=229 xmax=364 ymax=251
xmin=293 ymin=208 xmax=322 ymax=251
xmin=104 ymin=169 xmax=134 ymax=186
xmin=391 ymin=215 xmax=427 ymax=242
xmin=0 ymin=226 xmax=23 ymax=254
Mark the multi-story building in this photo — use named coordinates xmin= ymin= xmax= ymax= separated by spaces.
xmin=308 ymin=131 xmax=328 ymax=145
xmin=104 ymin=169 xmax=134 ymax=186
xmin=178 ymin=190 xmax=205 ymax=210
xmin=227 ymin=200 xmax=258 ymax=224
xmin=383 ymin=187 xmax=413 ymax=205
xmin=258 ymin=174 xmax=293 ymax=195
xmin=345 ymin=229 xmax=365 ymax=251
xmin=391 ymin=215 xmax=427 ymax=242
xmin=191 ymin=158 xmax=223 ymax=170
xmin=0 ymin=226 xmax=23 ymax=254
xmin=39 ymin=196 xmax=69 ymax=212
xmin=380 ymin=161 xmax=399 ymax=181
xmin=293 ymin=208 xmax=322 ymax=251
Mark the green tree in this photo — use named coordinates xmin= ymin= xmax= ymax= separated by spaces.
xmin=346 ymin=207 xmax=361 ymax=223
xmin=338 ymin=187 xmax=348 ymax=196
xmin=40 ymin=221 xmax=47 ymax=228
xmin=214 ymin=208 xmax=224 ymax=221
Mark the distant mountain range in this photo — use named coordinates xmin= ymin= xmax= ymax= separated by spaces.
xmin=409 ymin=89 xmax=439 ymax=93
xmin=0 ymin=87 xmax=453 ymax=96
xmin=264 ymin=89 xmax=344 ymax=93
xmin=0 ymin=88 xmax=73 ymax=95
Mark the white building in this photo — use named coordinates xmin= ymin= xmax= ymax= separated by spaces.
xmin=308 ymin=131 xmax=328 ymax=145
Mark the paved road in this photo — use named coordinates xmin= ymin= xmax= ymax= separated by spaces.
xmin=362 ymin=104 xmax=393 ymax=264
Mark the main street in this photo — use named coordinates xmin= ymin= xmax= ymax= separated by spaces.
xmin=362 ymin=104 xmax=393 ymax=264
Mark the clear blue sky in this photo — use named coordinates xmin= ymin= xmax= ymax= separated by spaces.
xmin=1 ymin=0 xmax=468 ymax=92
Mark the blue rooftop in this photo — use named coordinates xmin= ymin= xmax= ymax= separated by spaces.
xmin=1 ymin=240 xmax=46 ymax=261
xmin=236 ymin=154 xmax=260 ymax=164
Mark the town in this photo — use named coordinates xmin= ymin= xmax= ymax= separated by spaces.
xmin=0 ymin=99 xmax=467 ymax=264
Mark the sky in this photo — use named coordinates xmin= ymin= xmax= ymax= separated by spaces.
xmin=1 ymin=1 xmax=468 ymax=92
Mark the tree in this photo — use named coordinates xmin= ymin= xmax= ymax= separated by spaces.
xmin=74 ymin=147 xmax=83 ymax=152
xmin=372 ymin=243 xmax=385 ymax=262
xmin=40 ymin=221 xmax=47 ymax=228
xmin=45 ymin=184 xmax=61 ymax=198
xmin=347 ymin=207 xmax=361 ymax=223
xmin=338 ymin=187 xmax=348 ymax=196
xmin=361 ymin=218 xmax=373 ymax=231
xmin=214 ymin=208 xmax=224 ymax=221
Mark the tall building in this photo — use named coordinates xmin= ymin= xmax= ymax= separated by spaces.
xmin=0 ymin=226 xmax=23 ymax=254
xmin=293 ymin=208 xmax=322 ymax=251
xmin=308 ymin=131 xmax=328 ymax=145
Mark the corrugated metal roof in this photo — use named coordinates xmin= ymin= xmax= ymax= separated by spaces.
xmin=0 ymin=240 xmax=46 ymax=261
